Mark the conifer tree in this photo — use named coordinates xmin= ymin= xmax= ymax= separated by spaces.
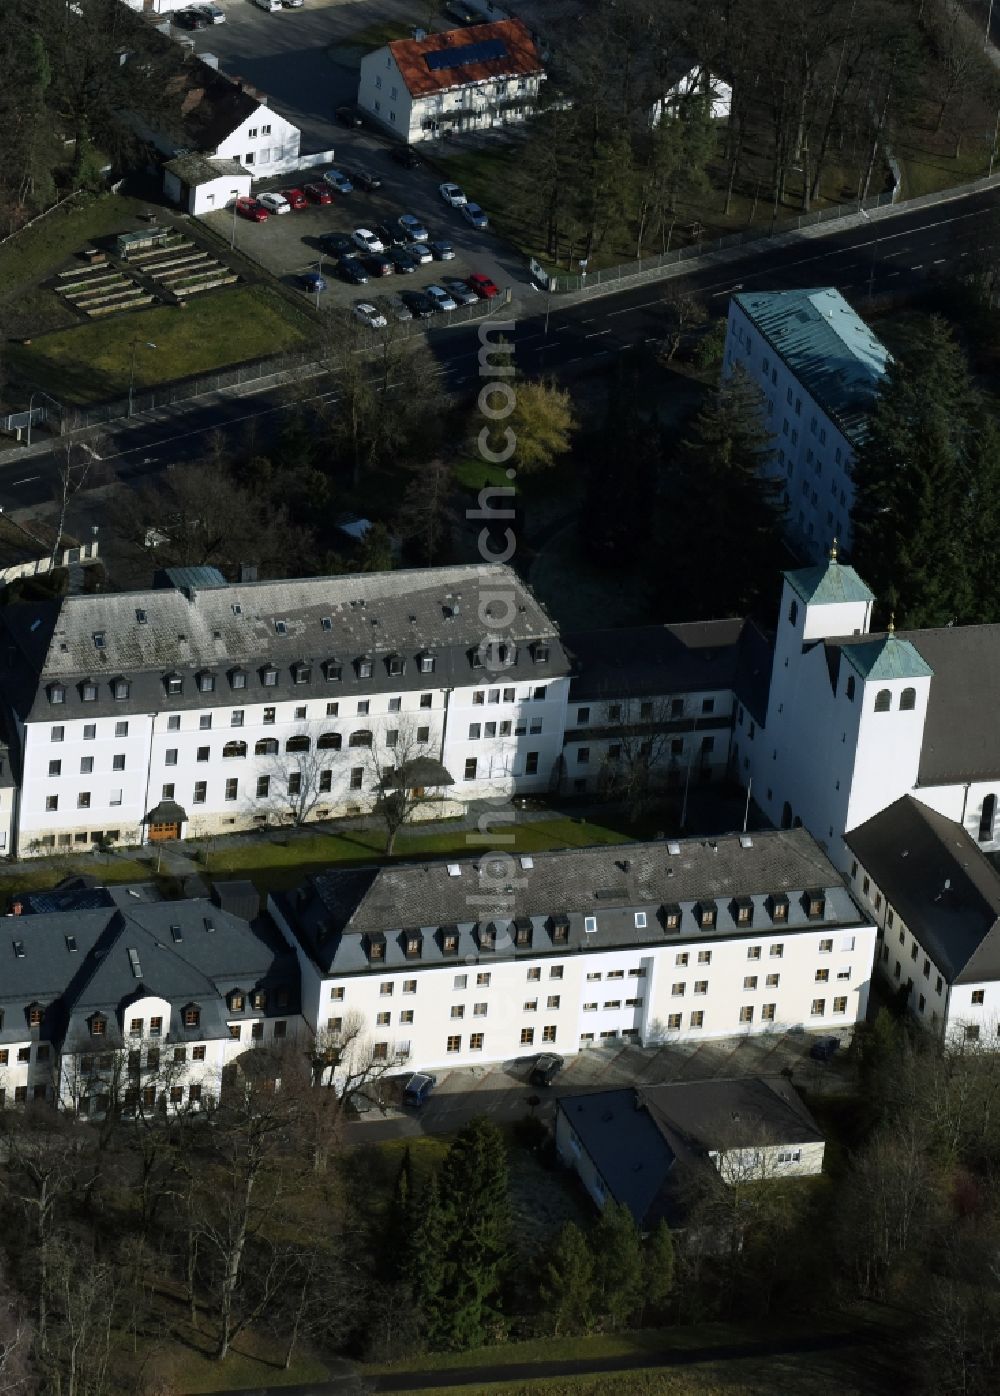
xmin=538 ymin=1222 xmax=595 ymax=1336
xmin=644 ymin=1219 xmax=676 ymax=1316
xmin=590 ymin=1202 xmax=644 ymax=1330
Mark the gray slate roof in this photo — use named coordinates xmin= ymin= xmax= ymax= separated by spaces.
xmin=901 ymin=624 xmax=1000 ymax=784
xmin=278 ymin=829 xmax=863 ymax=978
xmin=0 ymin=882 xmax=298 ymax=1048
xmin=564 ymin=620 xmax=743 ymax=703
xmin=1 ymin=563 xmax=566 ymax=723
xmin=846 ymin=796 xmax=1000 ymax=984
xmin=560 ymin=1076 xmax=822 ymax=1228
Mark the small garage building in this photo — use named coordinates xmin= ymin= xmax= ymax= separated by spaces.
xmin=163 ymin=154 xmax=251 ymax=216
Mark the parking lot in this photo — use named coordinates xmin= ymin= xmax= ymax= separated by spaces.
xmin=346 ymin=1026 xmax=856 ymax=1142
xmin=177 ymin=0 xmax=527 ymax=308
xmin=204 ymin=152 xmax=510 ymax=312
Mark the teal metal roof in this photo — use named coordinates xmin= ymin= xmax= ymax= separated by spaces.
xmin=734 ymin=287 xmax=888 ymax=443
xmin=841 ymin=634 xmax=934 ymax=682
xmin=785 ymin=559 xmax=874 ymax=607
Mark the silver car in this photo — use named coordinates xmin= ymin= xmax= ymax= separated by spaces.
xmin=425 ymin=283 xmax=458 ymax=312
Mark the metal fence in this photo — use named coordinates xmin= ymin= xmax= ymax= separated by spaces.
xmin=25 ymin=289 xmax=514 ymax=431
xmin=547 ymin=188 xmax=900 ymax=293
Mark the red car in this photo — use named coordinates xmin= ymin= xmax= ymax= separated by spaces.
xmin=303 ymin=182 xmax=333 ymax=205
xmin=468 ymin=272 xmax=499 ymax=299
xmin=235 ymin=196 xmax=267 ymax=222
xmin=281 ymin=187 xmax=308 ymax=210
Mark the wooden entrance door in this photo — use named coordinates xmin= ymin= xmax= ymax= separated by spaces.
xmin=148 ymin=822 xmax=180 ymax=842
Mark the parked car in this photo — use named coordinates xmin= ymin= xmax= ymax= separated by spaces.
xmin=319 ymin=232 xmax=355 ymax=257
xmin=323 ymin=168 xmax=354 ymax=195
xmin=442 ymin=276 xmax=477 ymax=305
xmin=439 ymin=181 xmax=467 ymax=207
xmin=282 ymin=0 xmax=304 ymax=8
xmin=234 ymin=196 xmax=267 ymax=222
xmin=391 ymin=247 xmax=419 ymax=274
xmin=352 ymin=227 xmax=385 ymax=255
xmin=530 ymin=1053 xmax=564 ymax=1087
xmin=281 ymin=187 xmax=308 ymax=210
xmin=301 ymin=271 xmax=326 ymax=294
xmin=195 ymin=2 xmax=226 ymax=20
xmin=336 ymin=105 xmax=363 ymax=127
xmin=353 ymin=300 xmax=388 ymax=330
xmin=429 ymin=239 xmax=456 ymax=261
xmin=256 ymin=192 xmax=290 ymax=215
xmin=398 ymin=213 xmax=429 ymax=241
xmin=174 ymin=8 xmax=208 ymax=27
xmin=462 ymin=201 xmax=489 ymax=229
xmin=375 ymin=221 xmax=405 ymax=248
xmin=363 ymin=253 xmax=393 ymax=278
xmin=404 ymin=241 xmax=433 ymax=265
xmin=809 ymin=1036 xmax=840 ymax=1063
xmin=391 ymin=146 xmax=421 ymax=168
xmin=303 ymin=182 xmax=332 ymax=205
xmin=425 ymin=283 xmax=458 ymax=312
xmin=402 ymin=1072 xmax=437 ymax=1106
xmin=400 ymin=289 xmax=435 ymax=319
xmin=468 ymin=272 xmax=499 ymax=299
xmin=251 ymin=0 xmax=281 ymax=11
xmin=338 ymin=256 xmax=369 ymax=285
xmin=379 ymin=292 xmax=413 ymax=322
xmin=349 ymin=169 xmax=382 ymax=192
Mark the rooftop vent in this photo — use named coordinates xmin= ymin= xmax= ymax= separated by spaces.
xmin=447 ymin=863 xmax=461 ymax=877
xmin=203 ymin=917 xmax=215 ymax=933
xmin=65 ymin=935 xmax=77 ymax=952
xmin=667 ymin=840 xmax=681 ymax=856
xmin=13 ymin=940 xmax=24 ymax=959
xmin=520 ymin=856 xmax=534 ymax=870
xmin=739 ymin=835 xmax=753 ymax=849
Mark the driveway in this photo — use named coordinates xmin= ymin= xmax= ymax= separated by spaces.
xmin=345 ymin=1027 xmax=854 ymax=1143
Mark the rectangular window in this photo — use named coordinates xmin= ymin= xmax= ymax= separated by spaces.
xmin=193 ymin=782 xmax=207 ymax=804
xmin=80 ymin=757 xmax=93 ymax=775
xmin=739 ymin=1005 xmax=754 ymax=1024
xmin=811 ymin=998 xmax=826 ymax=1016
xmin=833 ymin=996 xmax=848 ymax=1013
xmin=690 ymin=1011 xmax=704 ymax=1028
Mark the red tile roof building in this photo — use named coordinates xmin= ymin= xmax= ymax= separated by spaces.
xmin=357 ymin=19 xmax=546 ymax=143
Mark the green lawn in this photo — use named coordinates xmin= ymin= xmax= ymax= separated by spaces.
xmin=0 ymin=855 xmax=164 ymax=903
xmin=0 ymin=192 xmax=146 ymax=304
xmin=7 ymin=286 xmax=312 ymax=404
xmin=200 ymin=815 xmax=632 ymax=893
xmin=453 ymin=456 xmax=518 ymax=494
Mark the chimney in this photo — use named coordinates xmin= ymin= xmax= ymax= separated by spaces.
xmin=11 ymin=900 xmax=22 ymax=917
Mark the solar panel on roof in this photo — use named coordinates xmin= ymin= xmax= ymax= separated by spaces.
xmin=424 ymin=37 xmax=508 ymax=71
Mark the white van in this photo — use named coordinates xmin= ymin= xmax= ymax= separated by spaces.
xmin=252 ymin=0 xmax=282 ymax=11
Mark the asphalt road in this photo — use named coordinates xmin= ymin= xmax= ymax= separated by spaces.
xmin=4 ymin=186 xmax=998 ymax=513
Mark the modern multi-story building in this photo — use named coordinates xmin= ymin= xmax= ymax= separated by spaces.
xmin=723 ymin=288 xmax=889 ymax=560
xmin=357 ymin=20 xmax=545 ymax=143
xmin=270 ymin=829 xmax=876 ymax=1075
xmin=0 ymin=878 xmax=300 ymax=1115
xmin=846 ymin=796 xmax=1000 ymax=1044
xmin=0 ymin=563 xmax=569 ymax=855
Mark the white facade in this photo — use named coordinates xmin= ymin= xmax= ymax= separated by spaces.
xmin=357 ymin=28 xmax=544 ymax=145
xmin=213 ymin=103 xmax=300 ymax=174
xmin=164 ymin=166 xmax=251 ymax=216
xmin=724 ymin=299 xmax=856 ymax=559
xmin=651 ymin=66 xmax=732 ymax=125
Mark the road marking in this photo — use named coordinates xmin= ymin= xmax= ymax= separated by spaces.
xmin=10 ymin=476 xmax=39 ymax=486
xmin=932 ymin=258 xmax=946 ymax=264
xmin=584 ymin=329 xmax=612 ymax=339
xmin=910 ymin=264 xmax=922 ymax=270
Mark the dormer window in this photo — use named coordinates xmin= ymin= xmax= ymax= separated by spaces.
xmin=469 ymin=648 xmax=485 ymax=670
xmin=387 ymin=654 xmax=405 ymax=677
xmin=440 ymin=926 xmax=459 ymax=956
xmin=732 ymin=896 xmax=754 ymax=927
xmin=165 ymin=673 xmax=183 ymax=696
xmin=321 ymin=616 xmax=333 ymax=631
xmin=230 ymin=669 xmax=247 ymax=690
xmin=550 ymin=914 xmax=570 ymax=944
xmin=419 ymin=653 xmax=435 ymax=674
xmin=768 ymin=893 xmax=789 ymax=923
xmin=478 ymin=923 xmax=496 ymax=951
xmin=262 ymin=665 xmax=278 ymax=687
xmin=357 ymin=657 xmax=373 ymax=680
xmin=81 ymin=680 xmax=97 ymax=702
xmin=662 ymin=903 xmax=682 ymax=932
xmin=697 ymin=900 xmax=717 ymax=930
xmin=113 ymin=677 xmax=130 ymax=701
xmin=197 ymin=672 xmax=215 ymax=694
xmin=532 ymin=641 xmax=550 ymax=663
xmin=49 ymin=683 xmax=65 ymax=705
xmin=228 ymin=990 xmax=245 ymax=1013
xmin=365 ymin=932 xmax=386 ymax=962
xmin=804 ymin=889 xmax=826 ymax=919
xmin=514 ymin=917 xmax=533 ymax=948
xmin=28 ymin=1003 xmax=43 ymax=1028
xmin=293 ymin=662 xmax=312 ymax=685
xmin=89 ymin=1013 xmax=106 ymax=1037
xmin=325 ymin=659 xmax=342 ymax=681
xmin=404 ymin=930 xmax=423 ymax=959
xmin=183 ymin=1005 xmax=201 ymax=1029
xmin=274 ymin=620 xmax=288 ymax=635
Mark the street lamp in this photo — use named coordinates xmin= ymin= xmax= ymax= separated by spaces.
xmin=128 ymin=340 xmax=157 ymax=419
xmin=859 ymin=207 xmax=878 ymax=300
